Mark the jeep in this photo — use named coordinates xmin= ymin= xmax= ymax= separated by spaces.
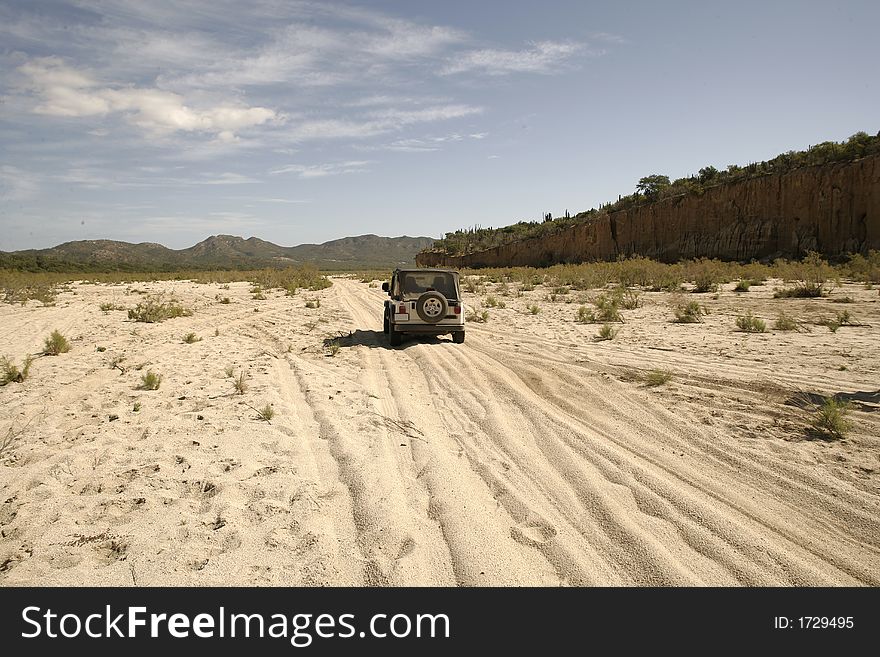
xmin=382 ymin=268 xmax=465 ymax=346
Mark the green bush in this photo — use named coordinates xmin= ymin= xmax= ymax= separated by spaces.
xmin=673 ymin=301 xmax=704 ymax=323
xmin=811 ymin=398 xmax=851 ymax=440
xmin=1 ymin=355 xmax=34 ymax=385
xmin=128 ymin=297 xmax=191 ymax=322
xmin=736 ymin=313 xmax=766 ymax=333
xmin=596 ymin=323 xmax=618 ymax=340
xmin=139 ymin=371 xmax=162 ymax=390
xmin=773 ymin=312 xmax=798 ymax=331
xmin=44 ymin=330 xmax=70 ymax=355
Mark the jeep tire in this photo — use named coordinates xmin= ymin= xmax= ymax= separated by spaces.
xmin=452 ymin=331 xmax=465 ymax=344
xmin=415 ymin=291 xmax=448 ymax=324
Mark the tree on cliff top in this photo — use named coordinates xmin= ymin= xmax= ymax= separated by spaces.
xmin=636 ymin=174 xmax=671 ymax=199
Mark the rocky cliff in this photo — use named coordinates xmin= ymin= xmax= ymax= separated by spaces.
xmin=417 ymin=154 xmax=880 ymax=268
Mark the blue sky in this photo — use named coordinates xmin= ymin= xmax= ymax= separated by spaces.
xmin=1 ymin=0 xmax=878 ymax=251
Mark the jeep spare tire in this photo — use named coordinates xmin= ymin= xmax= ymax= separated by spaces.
xmin=415 ymin=291 xmax=448 ymax=323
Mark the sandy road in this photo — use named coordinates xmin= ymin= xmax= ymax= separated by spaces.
xmin=319 ymin=277 xmax=880 ymax=585
xmin=1 ymin=277 xmax=878 ymax=586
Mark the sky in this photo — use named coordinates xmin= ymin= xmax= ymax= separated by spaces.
xmin=1 ymin=0 xmax=878 ymax=251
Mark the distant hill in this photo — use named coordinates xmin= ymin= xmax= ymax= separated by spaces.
xmin=0 ymin=234 xmax=434 ymax=272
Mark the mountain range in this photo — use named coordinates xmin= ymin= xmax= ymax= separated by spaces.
xmin=0 ymin=234 xmax=435 ymax=272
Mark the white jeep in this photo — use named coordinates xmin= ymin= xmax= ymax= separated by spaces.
xmin=382 ymin=268 xmax=465 ymax=346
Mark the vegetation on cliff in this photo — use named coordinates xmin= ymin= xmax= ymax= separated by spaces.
xmin=429 ymin=131 xmax=880 ymax=257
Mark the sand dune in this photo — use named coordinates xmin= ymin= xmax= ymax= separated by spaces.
xmin=1 ymin=276 xmax=878 ymax=585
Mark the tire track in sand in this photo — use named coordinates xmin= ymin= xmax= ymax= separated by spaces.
xmin=334 ymin=277 xmax=879 ymax=585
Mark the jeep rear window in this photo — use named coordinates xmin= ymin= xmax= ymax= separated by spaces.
xmin=399 ymin=272 xmax=457 ymax=299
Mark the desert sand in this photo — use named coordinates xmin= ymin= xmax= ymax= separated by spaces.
xmin=1 ymin=276 xmax=878 ymax=586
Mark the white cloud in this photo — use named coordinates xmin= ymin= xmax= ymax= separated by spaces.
xmin=270 ymin=160 xmax=375 ymax=178
xmin=367 ymin=104 xmax=483 ymax=125
xmin=286 ymin=104 xmax=483 ymax=142
xmin=198 ymin=172 xmax=261 ymax=185
xmin=441 ymin=40 xmax=587 ymax=75
xmin=18 ymin=57 xmax=278 ymax=139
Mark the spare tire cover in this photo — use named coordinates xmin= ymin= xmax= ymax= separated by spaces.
xmin=416 ymin=291 xmax=448 ymax=323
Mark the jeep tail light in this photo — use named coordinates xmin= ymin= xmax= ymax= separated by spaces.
xmin=454 ymin=305 xmax=461 ymax=314
xmin=398 ymin=304 xmax=406 ymax=313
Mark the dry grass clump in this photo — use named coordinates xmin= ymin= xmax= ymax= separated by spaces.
xmin=672 ymin=300 xmax=705 ymax=323
xmin=1 ymin=355 xmax=34 ymax=385
xmin=614 ymin=288 xmax=642 ymax=309
xmin=575 ymin=305 xmax=595 ymax=323
xmin=139 ymin=371 xmax=162 ymax=390
xmin=43 ymin=329 xmax=70 ymax=355
xmin=595 ymin=323 xmax=618 ymax=341
xmin=128 ymin=296 xmax=191 ymax=322
xmin=773 ymin=252 xmax=836 ymax=298
xmin=256 ymin=404 xmax=275 ymax=422
xmin=233 ymin=371 xmax=248 ymax=395
xmin=466 ymin=308 xmax=489 ymax=323
xmin=773 ymin=312 xmax=799 ymax=331
xmin=644 ymin=369 xmax=673 ymax=386
xmin=182 ymin=332 xmax=202 ymax=344
xmin=735 ymin=313 xmax=766 ymax=333
xmin=690 ymin=258 xmax=724 ymax=293
xmin=810 ymin=398 xmax=852 ymax=440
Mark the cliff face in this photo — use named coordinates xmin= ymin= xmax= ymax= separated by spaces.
xmin=417 ymin=154 xmax=880 ymax=268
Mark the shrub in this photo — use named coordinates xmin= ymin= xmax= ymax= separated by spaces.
xmin=734 ymin=280 xmax=751 ymax=292
xmin=44 ymin=330 xmax=70 ymax=355
xmin=133 ymin=402 xmax=141 ymax=412
xmin=219 ymin=297 xmax=231 ymax=304
xmin=736 ymin=313 xmax=766 ymax=333
xmin=139 ymin=371 xmax=162 ymax=390
xmin=305 ymin=299 xmax=320 ymax=309
xmin=596 ymin=324 xmax=618 ymax=340
xmin=615 ymin=288 xmax=642 ymax=309
xmin=1 ymin=355 xmax=34 ymax=385
xmin=773 ymin=312 xmax=798 ymax=331
xmin=484 ymin=295 xmax=505 ymax=308
xmin=257 ymin=404 xmax=275 ymax=422
xmin=528 ymin=304 xmax=540 ymax=315
xmin=592 ymin=293 xmax=624 ymax=322
xmin=128 ymin=297 xmax=191 ymax=322
xmin=224 ymin=365 xmax=235 ymax=378
xmin=690 ymin=258 xmax=723 ymax=293
xmin=811 ymin=398 xmax=851 ymax=440
xmin=673 ymin=301 xmax=704 ymax=323
xmin=774 ymin=252 xmax=835 ymax=297
xmin=99 ymin=302 xmax=126 ymax=311
xmin=576 ymin=306 xmax=596 ymax=323
xmin=326 ymin=340 xmax=341 ymax=356
xmin=644 ymin=369 xmax=672 ymax=386
xmin=183 ymin=332 xmax=201 ymax=344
